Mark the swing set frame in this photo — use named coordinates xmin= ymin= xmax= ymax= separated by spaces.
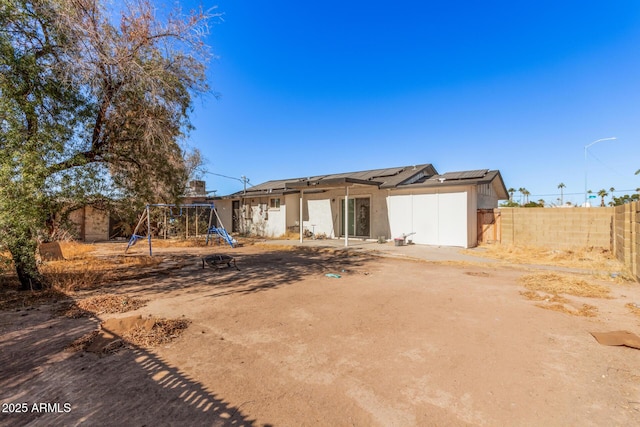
xmin=125 ymin=203 xmax=235 ymax=255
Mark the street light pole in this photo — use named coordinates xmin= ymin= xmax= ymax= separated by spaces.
xmin=584 ymin=137 xmax=616 ymax=207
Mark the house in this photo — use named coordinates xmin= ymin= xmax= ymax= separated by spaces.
xmin=214 ymin=164 xmax=508 ymax=248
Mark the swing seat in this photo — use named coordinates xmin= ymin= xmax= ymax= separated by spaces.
xmin=202 ymin=254 xmax=239 ymax=271
xmin=128 ymin=234 xmax=145 ymax=246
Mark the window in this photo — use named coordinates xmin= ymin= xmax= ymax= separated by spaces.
xmin=269 ymin=198 xmax=281 ymax=209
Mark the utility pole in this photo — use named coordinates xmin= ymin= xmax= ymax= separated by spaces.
xmin=241 ymin=175 xmax=247 ymax=194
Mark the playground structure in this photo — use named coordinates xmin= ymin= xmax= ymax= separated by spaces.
xmin=125 ymin=203 xmax=235 ymax=255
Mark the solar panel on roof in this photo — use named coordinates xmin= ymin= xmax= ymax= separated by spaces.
xmin=374 ymin=167 xmax=405 ymax=177
xmin=440 ymin=169 xmax=488 ymax=180
xmin=361 ymin=167 xmax=404 ymax=180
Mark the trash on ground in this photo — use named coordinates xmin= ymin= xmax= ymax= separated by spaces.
xmin=325 ymin=273 xmax=341 ymax=279
xmin=590 ymin=330 xmax=640 ymax=350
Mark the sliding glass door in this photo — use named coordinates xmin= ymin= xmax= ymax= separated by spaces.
xmin=340 ymin=197 xmax=370 ymax=237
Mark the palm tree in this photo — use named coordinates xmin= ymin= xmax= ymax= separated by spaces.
xmin=609 ymin=187 xmax=616 ymax=206
xmin=518 ymin=187 xmax=525 ymax=204
xmin=522 ymin=188 xmax=530 ymax=204
xmin=557 ymin=183 xmax=565 ymax=205
xmin=598 ymin=189 xmax=608 ymax=207
xmin=508 ymin=188 xmax=516 ymax=202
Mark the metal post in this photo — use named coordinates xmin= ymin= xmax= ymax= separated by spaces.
xmin=163 ymin=208 xmax=167 ymax=239
xmin=344 ymin=186 xmax=349 ymax=247
xmin=299 ymin=190 xmax=304 ymax=243
xmin=205 ymin=205 xmax=214 ymax=245
xmin=146 ymin=205 xmax=152 ymax=256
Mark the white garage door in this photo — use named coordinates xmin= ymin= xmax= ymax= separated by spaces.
xmin=388 ymin=192 xmax=468 ymax=247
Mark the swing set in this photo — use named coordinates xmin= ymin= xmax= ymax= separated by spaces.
xmin=125 ymin=203 xmax=235 ymax=255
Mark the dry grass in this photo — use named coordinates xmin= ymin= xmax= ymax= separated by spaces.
xmin=121 ymin=318 xmax=191 ymax=347
xmin=2 ymin=246 xmax=165 ymax=310
xmin=520 ymin=290 xmax=570 ymax=304
xmin=626 ymin=302 xmax=640 ymax=318
xmin=57 ymin=242 xmax=97 ymax=259
xmin=65 ymin=317 xmax=190 ymax=353
xmin=78 ymin=294 xmax=147 ymax=313
xmin=519 ymin=272 xmax=612 ymax=299
xmin=520 ymin=273 xmax=611 ymax=318
xmin=42 ymin=263 xmax=104 ymax=292
xmin=535 ymin=303 xmax=599 ymax=317
xmin=522 ymin=290 xmax=597 ymax=317
xmin=469 ymin=244 xmax=627 ymax=273
xmin=41 ymin=255 xmax=162 ymax=291
xmin=151 ymin=238 xmax=209 ymax=248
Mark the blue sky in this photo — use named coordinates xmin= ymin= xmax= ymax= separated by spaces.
xmin=183 ymin=0 xmax=640 ymax=205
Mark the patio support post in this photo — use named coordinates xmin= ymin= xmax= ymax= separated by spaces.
xmin=344 ymin=186 xmax=349 ymax=247
xmin=299 ymin=190 xmax=304 ymax=243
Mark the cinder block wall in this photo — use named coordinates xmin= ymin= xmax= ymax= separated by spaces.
xmin=637 ymin=204 xmax=640 ymax=280
xmin=69 ymin=206 xmax=110 ymax=242
xmin=498 ymin=207 xmax=613 ymax=250
xmin=613 ymin=202 xmax=639 ymax=280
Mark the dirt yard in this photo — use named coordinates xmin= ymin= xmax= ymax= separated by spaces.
xmin=1 ymin=242 xmax=640 ymax=426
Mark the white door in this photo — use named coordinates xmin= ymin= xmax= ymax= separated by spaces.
xmin=436 ymin=192 xmax=467 ymax=246
xmin=388 ymin=192 xmax=468 ymax=247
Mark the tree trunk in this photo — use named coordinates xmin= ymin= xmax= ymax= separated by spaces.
xmin=8 ymin=238 xmax=46 ymax=291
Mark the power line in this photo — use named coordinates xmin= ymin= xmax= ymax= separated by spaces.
xmin=528 ymin=189 xmax=639 ymax=198
xmin=199 ymin=169 xmax=251 ymax=194
xmin=586 ymin=151 xmax=632 ymax=181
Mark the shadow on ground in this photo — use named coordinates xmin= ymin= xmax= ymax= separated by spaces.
xmin=89 ymin=248 xmax=372 ymax=299
xmin=0 ymin=311 xmax=255 ymax=426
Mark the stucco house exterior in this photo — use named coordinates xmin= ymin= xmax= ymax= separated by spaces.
xmin=214 ymin=164 xmax=508 ymax=248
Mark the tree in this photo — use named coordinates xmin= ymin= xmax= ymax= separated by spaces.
xmin=0 ymin=0 xmax=213 ymax=290
xmin=557 ymin=183 xmax=565 ymax=205
xmin=610 ymin=194 xmax=640 ymax=206
xmin=597 ymin=189 xmax=608 ymax=207
xmin=500 ymin=200 xmax=520 ymax=207
xmin=508 ymin=187 xmax=515 ymax=202
xmin=524 ymin=201 xmax=543 ymax=208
